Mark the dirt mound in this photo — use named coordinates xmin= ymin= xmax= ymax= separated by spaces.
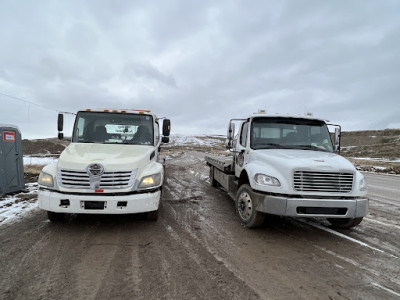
xmin=22 ymin=138 xmax=69 ymax=156
xmin=341 ymin=129 xmax=400 ymax=163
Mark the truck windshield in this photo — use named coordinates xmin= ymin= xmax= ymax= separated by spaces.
xmin=251 ymin=118 xmax=333 ymax=152
xmin=72 ymin=112 xmax=154 ymax=145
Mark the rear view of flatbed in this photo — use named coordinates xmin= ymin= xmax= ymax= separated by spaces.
xmin=205 ymin=154 xmax=238 ymax=200
xmin=205 ymin=154 xmax=234 ymax=173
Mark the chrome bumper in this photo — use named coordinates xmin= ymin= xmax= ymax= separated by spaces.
xmin=254 ymin=192 xmax=368 ymax=218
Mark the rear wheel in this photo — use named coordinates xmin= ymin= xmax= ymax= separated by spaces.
xmin=236 ymin=184 xmax=265 ymax=228
xmin=47 ymin=211 xmax=65 ymax=222
xmin=328 ymin=217 xmax=363 ymax=229
xmin=147 ymin=209 xmax=159 ymax=221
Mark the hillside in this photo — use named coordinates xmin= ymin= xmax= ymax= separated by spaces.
xmin=341 ymin=129 xmax=400 ymax=173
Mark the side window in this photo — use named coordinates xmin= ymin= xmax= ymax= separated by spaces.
xmin=240 ymin=122 xmax=249 ymax=146
xmin=76 ymin=117 xmax=85 ymax=138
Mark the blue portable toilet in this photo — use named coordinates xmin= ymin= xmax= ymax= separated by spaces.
xmin=0 ymin=125 xmax=25 ymax=197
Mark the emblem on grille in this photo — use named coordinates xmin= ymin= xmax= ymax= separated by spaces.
xmin=86 ymin=163 xmax=105 ymax=176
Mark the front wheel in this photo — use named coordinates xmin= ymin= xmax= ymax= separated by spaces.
xmin=236 ymin=184 xmax=265 ymax=228
xmin=327 ymin=217 xmax=363 ymax=229
xmin=47 ymin=211 xmax=65 ymax=222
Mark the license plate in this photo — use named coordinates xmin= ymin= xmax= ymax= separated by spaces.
xmin=83 ymin=201 xmax=106 ymax=210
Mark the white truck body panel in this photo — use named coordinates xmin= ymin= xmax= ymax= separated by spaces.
xmin=245 ymin=149 xmax=365 ymax=196
xmin=39 ymin=189 xmax=160 ymax=214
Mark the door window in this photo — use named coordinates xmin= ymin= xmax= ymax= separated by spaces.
xmin=240 ymin=122 xmax=249 ymax=147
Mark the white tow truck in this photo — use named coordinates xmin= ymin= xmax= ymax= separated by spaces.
xmin=205 ymin=112 xmax=368 ymax=228
xmin=38 ymin=109 xmax=170 ymax=222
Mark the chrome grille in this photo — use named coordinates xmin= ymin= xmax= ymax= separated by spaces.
xmin=293 ymin=171 xmax=354 ymax=193
xmin=58 ymin=168 xmax=136 ymax=189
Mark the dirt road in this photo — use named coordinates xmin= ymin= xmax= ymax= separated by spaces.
xmin=1 ymin=152 xmax=399 ymax=299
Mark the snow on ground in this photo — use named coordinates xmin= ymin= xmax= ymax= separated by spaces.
xmin=167 ymin=134 xmax=224 ymax=147
xmin=0 ymin=156 xmax=57 ymax=226
xmin=352 ymin=157 xmax=400 ymax=163
xmin=23 ymin=156 xmax=58 ymax=165
xmin=0 ymin=183 xmax=39 ymax=225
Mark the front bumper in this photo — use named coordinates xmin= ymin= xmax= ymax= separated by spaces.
xmin=38 ymin=189 xmax=160 ymax=214
xmin=253 ymin=192 xmax=368 ymax=218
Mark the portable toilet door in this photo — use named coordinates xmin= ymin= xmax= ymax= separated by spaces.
xmin=0 ymin=125 xmax=25 ymax=197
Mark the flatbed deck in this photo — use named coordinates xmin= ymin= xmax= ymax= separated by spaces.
xmin=205 ymin=154 xmax=234 ymax=173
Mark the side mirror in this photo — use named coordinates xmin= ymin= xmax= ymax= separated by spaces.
xmin=162 ymin=136 xmax=169 ymax=143
xmin=163 ymin=119 xmax=171 ymax=137
xmin=225 ymin=122 xmax=235 ymax=149
xmin=334 ymin=127 xmax=341 ymax=153
xmin=58 ymin=113 xmax=64 ymax=131
xmin=58 ymin=113 xmax=64 ymax=140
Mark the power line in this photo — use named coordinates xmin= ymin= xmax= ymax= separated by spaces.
xmin=0 ymin=91 xmax=60 ymax=112
xmin=0 ymin=91 xmax=75 ymax=115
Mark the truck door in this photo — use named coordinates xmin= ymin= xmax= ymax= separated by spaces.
xmin=235 ymin=121 xmax=249 ymax=177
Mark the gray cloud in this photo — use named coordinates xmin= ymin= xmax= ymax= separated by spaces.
xmin=0 ymin=0 xmax=399 ymax=138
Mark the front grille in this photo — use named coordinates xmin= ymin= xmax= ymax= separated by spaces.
xmin=293 ymin=171 xmax=354 ymax=193
xmin=58 ymin=168 xmax=136 ymax=189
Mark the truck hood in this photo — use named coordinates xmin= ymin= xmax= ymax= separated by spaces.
xmin=250 ymin=149 xmax=355 ymax=172
xmin=57 ymin=143 xmax=154 ymax=171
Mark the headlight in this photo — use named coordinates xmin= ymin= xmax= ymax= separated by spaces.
xmin=359 ymin=177 xmax=367 ymax=191
xmin=139 ymin=173 xmax=162 ymax=189
xmin=38 ymin=171 xmax=54 ymax=187
xmin=254 ymin=173 xmax=281 ymax=187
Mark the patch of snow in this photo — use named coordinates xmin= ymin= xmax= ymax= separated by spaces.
xmin=0 ymin=183 xmax=39 ymax=225
xmin=167 ymin=134 xmax=224 ymax=147
xmin=24 ymin=156 xmax=58 ymax=165
xmin=352 ymin=157 xmax=400 ymax=163
xmin=372 ymin=166 xmax=387 ymax=170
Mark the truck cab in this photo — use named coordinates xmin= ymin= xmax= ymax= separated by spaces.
xmin=206 ymin=113 xmax=368 ymax=228
xmin=38 ymin=109 xmax=171 ymax=221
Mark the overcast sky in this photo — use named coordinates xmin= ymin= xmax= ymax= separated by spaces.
xmin=1 ymin=0 xmax=399 ymax=139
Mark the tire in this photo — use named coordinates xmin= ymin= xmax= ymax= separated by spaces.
xmin=236 ymin=184 xmax=265 ymax=228
xmin=147 ymin=209 xmax=159 ymax=221
xmin=328 ymin=217 xmax=363 ymax=229
xmin=47 ymin=211 xmax=65 ymax=222
xmin=210 ymin=166 xmax=219 ymax=187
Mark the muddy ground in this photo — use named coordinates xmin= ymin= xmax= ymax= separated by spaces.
xmin=1 ymin=151 xmax=400 ymax=299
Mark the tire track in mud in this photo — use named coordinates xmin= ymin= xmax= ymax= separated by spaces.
xmin=161 ymin=159 xmax=260 ymax=299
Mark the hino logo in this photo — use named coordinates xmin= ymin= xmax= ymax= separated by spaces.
xmin=86 ymin=163 xmax=105 ymax=176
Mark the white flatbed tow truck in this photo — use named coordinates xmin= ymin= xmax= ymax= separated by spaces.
xmin=205 ymin=112 xmax=368 ymax=228
xmin=38 ymin=108 xmax=170 ymax=221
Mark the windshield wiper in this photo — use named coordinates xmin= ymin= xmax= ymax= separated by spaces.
xmin=254 ymin=143 xmax=289 ymax=149
xmin=78 ymin=140 xmax=95 ymax=143
xmin=290 ymin=145 xmax=330 ymax=152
